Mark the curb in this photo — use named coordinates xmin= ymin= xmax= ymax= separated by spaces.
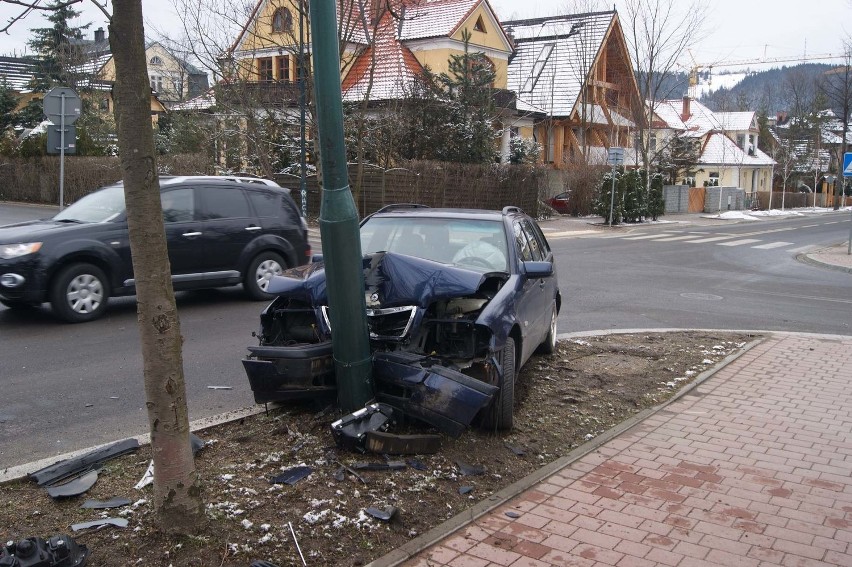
xmin=365 ymin=332 xmax=767 ymax=567
xmin=797 ymin=245 xmax=852 ymax=274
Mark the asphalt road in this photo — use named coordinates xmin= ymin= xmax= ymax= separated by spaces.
xmin=1 ymin=204 xmax=850 ymax=470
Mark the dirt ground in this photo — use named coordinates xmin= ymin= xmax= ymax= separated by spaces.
xmin=0 ymin=331 xmax=757 ymax=567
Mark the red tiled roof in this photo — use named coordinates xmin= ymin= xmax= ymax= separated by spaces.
xmin=342 ymin=10 xmax=424 ymax=101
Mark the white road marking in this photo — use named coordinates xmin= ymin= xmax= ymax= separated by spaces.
xmin=653 ymin=235 xmax=706 ymax=242
xmin=751 ymin=242 xmax=794 ymax=250
xmin=622 ymin=233 xmax=679 ymax=240
xmin=682 ymin=235 xmax=738 ymax=243
xmin=717 ymin=239 xmax=762 ymax=247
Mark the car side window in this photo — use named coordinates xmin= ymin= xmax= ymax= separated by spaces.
xmin=201 ymin=186 xmax=251 ymax=220
xmin=246 ymin=189 xmax=280 ymax=218
xmin=161 ymin=188 xmax=195 ymax=223
xmin=527 ymin=220 xmax=552 ymax=258
xmin=513 ymin=222 xmax=535 ymax=261
xmin=521 ymin=219 xmax=546 ymax=260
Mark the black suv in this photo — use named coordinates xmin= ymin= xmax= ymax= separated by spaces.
xmin=0 ymin=176 xmax=311 ymax=322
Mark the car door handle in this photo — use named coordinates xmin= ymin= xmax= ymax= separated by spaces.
xmin=182 ymin=231 xmax=202 ymax=237
xmin=245 ymin=226 xmax=262 ymax=232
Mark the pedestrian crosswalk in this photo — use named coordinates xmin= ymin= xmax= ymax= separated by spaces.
xmin=548 ymin=229 xmax=815 ymax=253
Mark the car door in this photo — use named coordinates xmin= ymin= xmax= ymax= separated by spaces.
xmin=161 ymin=186 xmax=205 ymax=277
xmin=523 ymin=218 xmax=558 ymax=335
xmin=512 ymin=220 xmax=544 ymax=362
xmin=196 ymin=185 xmax=255 ymax=273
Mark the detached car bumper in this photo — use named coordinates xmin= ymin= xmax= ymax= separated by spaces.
xmin=242 ymin=342 xmax=336 ymax=403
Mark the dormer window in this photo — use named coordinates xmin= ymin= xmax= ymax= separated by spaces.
xmin=473 ymin=15 xmax=486 ymax=33
xmin=150 ymin=56 xmax=163 ymax=66
xmin=272 ymin=7 xmax=293 ymax=33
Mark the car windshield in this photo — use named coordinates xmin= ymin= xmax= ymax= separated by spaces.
xmin=53 ymin=185 xmax=126 ymax=223
xmin=360 ymin=216 xmax=509 ymax=273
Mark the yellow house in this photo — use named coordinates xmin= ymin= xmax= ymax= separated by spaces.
xmin=225 ymin=0 xmax=513 ymax=103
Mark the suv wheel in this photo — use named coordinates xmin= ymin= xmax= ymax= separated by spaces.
xmin=481 ymin=337 xmax=516 ymax=430
xmin=50 ymin=263 xmax=110 ymax=323
xmin=245 ymin=252 xmax=286 ymax=300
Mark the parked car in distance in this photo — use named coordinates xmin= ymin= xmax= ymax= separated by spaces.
xmin=0 ymin=176 xmax=311 ymax=322
xmin=547 ymin=191 xmax=571 ymax=214
xmin=242 ymin=204 xmax=561 ymax=432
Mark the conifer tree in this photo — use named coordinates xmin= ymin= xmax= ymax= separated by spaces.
xmin=27 ymin=0 xmax=90 ymax=91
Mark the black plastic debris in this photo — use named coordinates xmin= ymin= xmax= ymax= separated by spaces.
xmin=70 ymin=518 xmax=129 ymax=532
xmin=190 ymin=433 xmax=206 ymax=455
xmin=352 ymin=461 xmax=406 ymax=471
xmin=0 ymin=535 xmax=89 ymax=567
xmin=365 ymin=506 xmax=398 ymax=522
xmin=459 ymin=486 xmax=474 ymax=495
xmin=504 ymin=443 xmax=526 ymax=456
xmin=29 ymin=439 xmax=139 ymax=486
xmin=505 ymin=511 xmax=521 ymax=519
xmin=249 ymin=561 xmax=280 ymax=567
xmin=406 ymin=459 xmax=428 ymax=471
xmin=455 ymin=460 xmax=485 ymax=476
xmin=333 ymin=467 xmax=346 ymax=482
xmin=81 ymin=497 xmax=131 ymax=509
xmin=46 ymin=471 xmax=98 ymax=499
xmin=270 ymin=466 xmax=312 ymax=485
xmin=365 ymin=431 xmax=441 ymax=455
xmin=331 ymin=403 xmax=394 ymax=451
xmin=334 ymin=461 xmax=367 ymax=484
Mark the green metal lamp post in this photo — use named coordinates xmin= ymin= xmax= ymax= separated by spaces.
xmin=309 ymin=0 xmax=373 ymax=411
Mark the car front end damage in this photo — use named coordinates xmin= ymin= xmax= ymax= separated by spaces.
xmin=242 ymin=252 xmax=512 ymax=435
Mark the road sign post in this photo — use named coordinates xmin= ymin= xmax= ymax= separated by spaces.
xmin=843 ymin=153 xmax=852 ymax=255
xmin=606 ymin=147 xmax=624 ymax=227
xmin=44 ymin=87 xmax=81 ymax=211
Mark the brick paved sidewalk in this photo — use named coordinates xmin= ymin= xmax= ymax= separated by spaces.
xmin=400 ymin=334 xmax=852 ymax=567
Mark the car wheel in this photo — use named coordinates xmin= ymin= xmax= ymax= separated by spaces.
xmin=245 ymin=251 xmax=286 ymax=300
xmin=50 ymin=263 xmax=110 ymax=323
xmin=536 ymin=303 xmax=558 ymax=355
xmin=481 ymin=336 xmax=516 ymax=431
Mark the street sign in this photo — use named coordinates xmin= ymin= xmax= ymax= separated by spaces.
xmin=607 ymin=147 xmax=625 ymax=166
xmin=843 ymin=152 xmax=852 ymax=177
xmin=43 ymin=86 xmax=81 ymax=124
xmin=46 ymin=125 xmax=76 ymax=155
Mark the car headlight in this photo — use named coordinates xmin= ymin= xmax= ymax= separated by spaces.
xmin=0 ymin=242 xmax=43 ymax=259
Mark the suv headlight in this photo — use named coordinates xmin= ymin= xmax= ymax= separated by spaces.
xmin=0 ymin=242 xmax=43 ymax=259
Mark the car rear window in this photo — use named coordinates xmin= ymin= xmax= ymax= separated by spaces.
xmin=247 ymin=189 xmax=280 ymax=217
xmin=201 ymin=186 xmax=251 ymax=219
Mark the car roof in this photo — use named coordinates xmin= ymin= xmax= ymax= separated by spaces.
xmin=368 ymin=204 xmax=528 ymax=222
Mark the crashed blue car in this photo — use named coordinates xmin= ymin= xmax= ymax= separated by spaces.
xmin=242 ymin=205 xmax=560 ymax=433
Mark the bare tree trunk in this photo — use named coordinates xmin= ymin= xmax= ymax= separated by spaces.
xmin=109 ymin=0 xmax=203 ymax=533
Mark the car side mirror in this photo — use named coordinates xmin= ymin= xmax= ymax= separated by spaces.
xmin=523 ymin=261 xmax=553 ymax=278
xmin=311 ymin=253 xmax=324 ymax=263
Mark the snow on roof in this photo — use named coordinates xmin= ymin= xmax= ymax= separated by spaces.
xmin=170 ymin=88 xmax=217 ymax=111
xmin=716 ymin=111 xmax=754 ymax=132
xmin=398 ymin=0 xmax=480 ymax=40
xmin=0 ymin=56 xmax=37 ymax=91
xmin=505 ymin=11 xmax=614 ymax=116
xmin=342 ymin=10 xmax=424 ymax=101
xmin=700 ymin=132 xmax=774 ymax=166
xmin=655 ymin=98 xmax=721 ymax=135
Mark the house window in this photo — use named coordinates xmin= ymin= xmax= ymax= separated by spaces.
xmin=684 ymin=176 xmax=696 ymax=187
xmin=465 ymin=53 xmax=495 ymax=87
xmin=736 ymin=134 xmax=745 ymax=149
xmin=473 ymin=15 xmax=486 ymax=33
xmin=149 ymin=56 xmax=163 ymax=66
xmin=272 ymin=7 xmax=293 ymax=32
xmin=708 ymin=172 xmax=719 ymax=187
xmin=258 ymin=57 xmax=274 ymax=82
xmin=649 ymin=133 xmax=657 ymax=152
xmin=276 ymin=55 xmax=290 ymax=82
xmin=150 ymin=75 xmax=163 ymax=92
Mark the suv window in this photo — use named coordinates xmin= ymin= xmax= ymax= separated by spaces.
xmin=161 ymin=188 xmax=195 ymax=222
xmin=246 ymin=189 xmax=280 ymax=218
xmin=201 ymin=186 xmax=251 ymax=220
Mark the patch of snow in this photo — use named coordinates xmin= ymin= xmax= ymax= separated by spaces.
xmin=702 ymin=359 xmax=713 ymax=365
xmin=703 ymin=211 xmax=760 ymax=221
xmin=304 ymin=509 xmax=330 ymax=525
xmin=241 ymin=519 xmax=253 ymax=530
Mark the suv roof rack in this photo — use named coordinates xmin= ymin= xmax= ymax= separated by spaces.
xmin=374 ymin=203 xmax=430 ymax=214
xmin=162 ymin=175 xmax=283 ymax=188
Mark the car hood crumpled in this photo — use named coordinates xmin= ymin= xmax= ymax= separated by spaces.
xmin=266 ymin=252 xmax=487 ymax=307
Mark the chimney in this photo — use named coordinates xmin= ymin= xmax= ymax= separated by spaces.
xmin=681 ymin=95 xmax=691 ymax=121
xmin=94 ymin=27 xmax=105 ymax=42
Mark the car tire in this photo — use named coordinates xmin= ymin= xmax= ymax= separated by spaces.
xmin=536 ymin=303 xmax=558 ymax=355
xmin=481 ymin=337 xmax=516 ymax=431
xmin=245 ymin=251 xmax=286 ymax=300
xmin=50 ymin=263 xmax=110 ymax=323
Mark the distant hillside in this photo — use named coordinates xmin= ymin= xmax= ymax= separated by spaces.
xmin=698 ymin=63 xmax=833 ymax=115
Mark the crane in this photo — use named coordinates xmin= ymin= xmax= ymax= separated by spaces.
xmin=686 ymin=51 xmax=844 ymax=99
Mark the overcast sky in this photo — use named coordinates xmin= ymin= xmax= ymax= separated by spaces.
xmin=0 ymin=0 xmax=849 ymax=69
